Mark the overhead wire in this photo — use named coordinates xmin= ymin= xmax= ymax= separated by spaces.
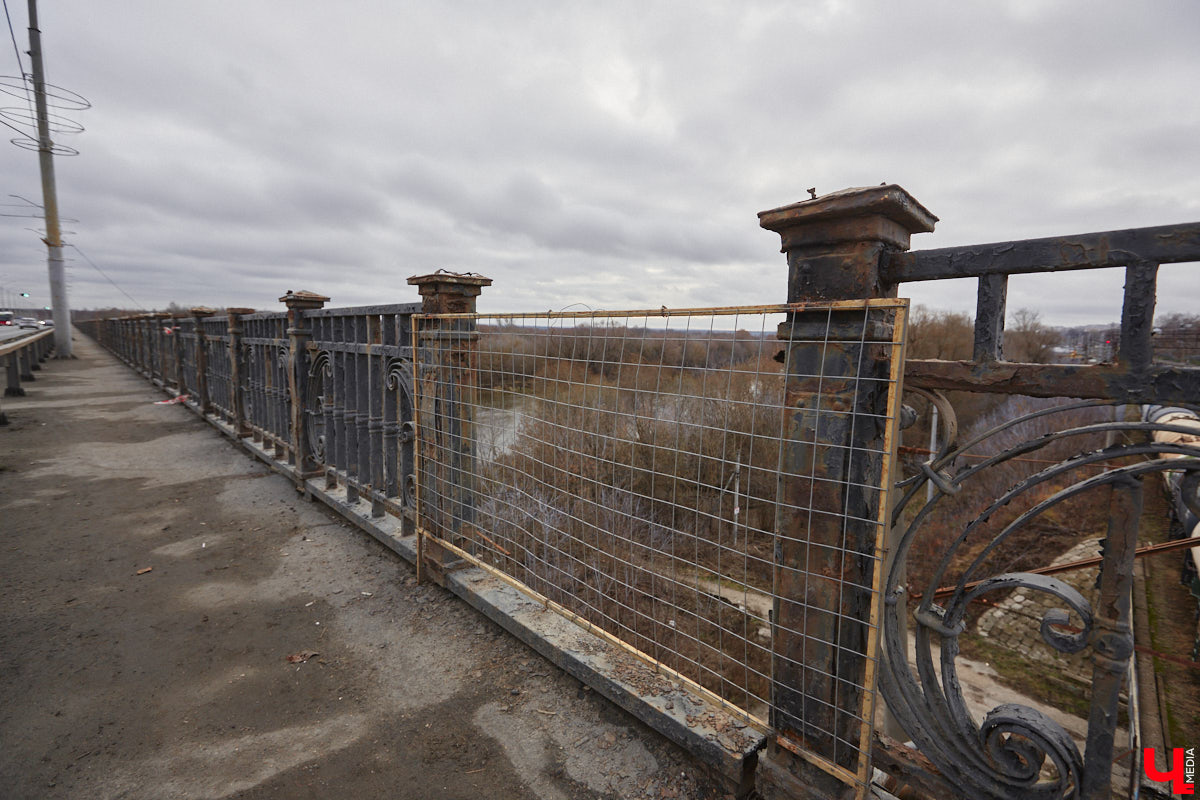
xmin=65 ymin=243 xmax=146 ymax=311
xmin=0 ymin=1 xmax=87 ymax=153
xmin=2 ymin=0 xmax=24 ymax=78
xmin=0 ymin=0 xmax=37 ymax=140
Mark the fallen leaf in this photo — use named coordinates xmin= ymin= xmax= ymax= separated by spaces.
xmin=285 ymin=650 xmax=319 ymax=663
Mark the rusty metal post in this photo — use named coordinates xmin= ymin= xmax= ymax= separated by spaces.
xmin=145 ymin=314 xmax=157 ymax=380
xmin=130 ymin=317 xmax=138 ymax=366
xmin=408 ymin=272 xmax=491 ymax=586
xmin=143 ymin=315 xmax=155 ymax=374
xmin=149 ymin=312 xmax=169 ymax=383
xmin=366 ymin=314 xmax=386 ymax=517
xmin=281 ymin=291 xmax=329 ymax=479
xmin=170 ymin=313 xmax=186 ymax=394
xmin=133 ymin=316 xmax=146 ymax=374
xmin=756 ymin=186 xmax=935 ymax=798
xmin=190 ymin=307 xmax=216 ymax=414
xmin=128 ymin=318 xmax=139 ymax=370
xmin=226 ymin=308 xmax=256 ymax=437
xmin=113 ymin=318 xmax=123 ymax=363
xmin=1080 ymin=474 xmax=1141 ymax=800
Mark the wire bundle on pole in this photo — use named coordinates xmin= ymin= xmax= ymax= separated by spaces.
xmin=0 ymin=74 xmax=88 ymax=155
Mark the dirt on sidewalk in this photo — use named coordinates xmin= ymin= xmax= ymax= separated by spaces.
xmin=0 ymin=334 xmax=732 ymax=800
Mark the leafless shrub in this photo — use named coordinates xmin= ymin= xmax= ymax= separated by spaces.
xmin=467 ymin=328 xmax=781 ymax=706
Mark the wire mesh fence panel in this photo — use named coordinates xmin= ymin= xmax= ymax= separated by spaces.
xmin=413 ymin=300 xmax=909 ymax=796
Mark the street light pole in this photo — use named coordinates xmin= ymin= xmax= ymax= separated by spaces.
xmin=26 ymin=0 xmax=71 ymax=356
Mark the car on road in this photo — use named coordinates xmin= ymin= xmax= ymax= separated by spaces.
xmin=38 ymin=319 xmax=53 ymax=327
xmin=0 ymin=311 xmax=14 ymax=326
xmin=16 ymin=317 xmax=39 ymax=329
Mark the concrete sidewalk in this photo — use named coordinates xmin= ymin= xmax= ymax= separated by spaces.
xmin=0 ymin=333 xmax=731 ymax=800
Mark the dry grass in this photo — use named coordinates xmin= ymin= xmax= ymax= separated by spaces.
xmin=468 ymin=329 xmax=786 ymax=708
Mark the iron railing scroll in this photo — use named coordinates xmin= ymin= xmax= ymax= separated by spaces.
xmin=871 ymin=201 xmax=1200 ymax=799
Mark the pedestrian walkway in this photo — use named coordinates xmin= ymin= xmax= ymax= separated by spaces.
xmin=0 ymin=333 xmax=731 ymax=800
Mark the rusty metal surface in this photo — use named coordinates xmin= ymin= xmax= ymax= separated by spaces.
xmin=759 ymin=185 xmax=938 ymax=249
xmin=1081 ymin=475 xmax=1141 ymax=800
xmin=883 ymin=221 xmax=1200 ymax=282
xmin=772 ymin=313 xmax=892 ymax=769
xmin=407 ymin=271 xmax=492 ymax=315
xmin=905 ymin=358 xmax=1200 ymax=403
xmin=754 ymin=186 xmax=930 ymax=798
xmin=973 ymin=273 xmax=1008 ymax=363
xmin=1117 ymin=261 xmax=1158 ymax=370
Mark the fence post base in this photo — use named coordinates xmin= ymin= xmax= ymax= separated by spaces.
xmin=755 ymin=743 xmax=853 ymax=800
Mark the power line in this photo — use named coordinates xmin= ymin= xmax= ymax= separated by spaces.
xmin=65 ymin=243 xmax=146 ymax=310
xmin=0 ymin=0 xmax=35 ymax=135
xmin=1 ymin=0 xmax=24 ymax=78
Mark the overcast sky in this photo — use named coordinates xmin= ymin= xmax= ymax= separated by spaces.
xmin=0 ymin=1 xmax=1197 ymax=325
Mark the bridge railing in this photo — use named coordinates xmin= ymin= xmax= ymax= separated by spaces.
xmin=0 ymin=326 xmax=55 ymax=424
xmin=79 ymin=184 xmax=1200 ymax=800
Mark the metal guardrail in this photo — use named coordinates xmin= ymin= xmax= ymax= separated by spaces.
xmin=0 ymin=327 xmax=56 ymax=425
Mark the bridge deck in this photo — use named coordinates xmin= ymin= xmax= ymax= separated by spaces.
xmin=0 ymin=333 xmax=728 ymax=800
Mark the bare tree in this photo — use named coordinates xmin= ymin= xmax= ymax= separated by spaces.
xmin=1006 ymin=308 xmax=1061 ymax=363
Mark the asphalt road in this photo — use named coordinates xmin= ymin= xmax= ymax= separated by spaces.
xmin=0 ymin=325 xmax=47 ymax=343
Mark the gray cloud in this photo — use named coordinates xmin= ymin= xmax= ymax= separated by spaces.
xmin=0 ymin=0 xmax=1195 ymax=327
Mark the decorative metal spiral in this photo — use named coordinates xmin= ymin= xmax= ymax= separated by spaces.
xmin=880 ymin=397 xmax=1200 ymax=799
xmin=386 ymin=357 xmax=417 ymax=508
xmin=305 ymin=351 xmax=332 ymax=463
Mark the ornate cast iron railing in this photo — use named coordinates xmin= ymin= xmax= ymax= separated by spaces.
xmin=881 ymin=397 xmax=1200 ymax=799
xmin=88 ymin=300 xmax=422 ymax=522
xmin=871 ymin=208 xmax=1200 ymax=799
xmin=306 ymin=303 xmax=421 ymax=517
